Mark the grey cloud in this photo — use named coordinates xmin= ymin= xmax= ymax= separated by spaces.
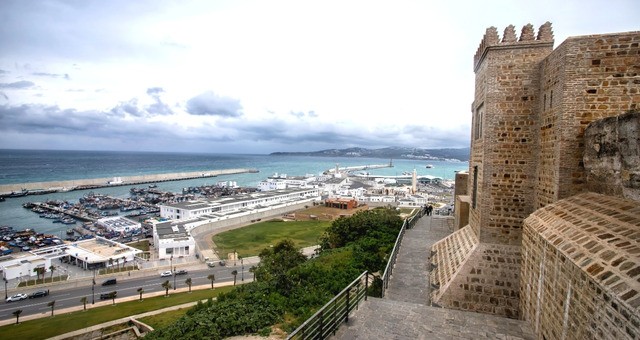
xmin=186 ymin=91 xmax=242 ymax=117
xmin=32 ymin=72 xmax=70 ymax=79
xmin=146 ymin=101 xmax=173 ymax=116
xmin=289 ymin=111 xmax=318 ymax=118
xmin=111 ymin=99 xmax=142 ymax=117
xmin=0 ymin=70 xmax=8 ymax=74
xmin=147 ymin=87 xmax=164 ymax=96
xmin=0 ymin=80 xmax=35 ymax=89
xmin=0 ymin=92 xmax=8 ymax=100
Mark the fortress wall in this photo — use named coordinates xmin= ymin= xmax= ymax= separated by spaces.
xmin=431 ymin=225 xmax=522 ymax=318
xmin=0 ymin=168 xmax=256 ymax=194
xmin=521 ymin=193 xmax=640 ymax=340
xmin=537 ymin=32 xmax=640 ymax=205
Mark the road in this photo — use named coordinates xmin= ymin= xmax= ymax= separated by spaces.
xmin=0 ymin=265 xmax=247 ymax=321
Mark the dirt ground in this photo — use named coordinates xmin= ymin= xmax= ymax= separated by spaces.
xmin=286 ymin=204 xmax=369 ymax=221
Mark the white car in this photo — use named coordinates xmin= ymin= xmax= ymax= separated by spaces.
xmin=6 ymin=293 xmax=27 ymax=302
xmin=160 ymin=271 xmax=173 ymax=277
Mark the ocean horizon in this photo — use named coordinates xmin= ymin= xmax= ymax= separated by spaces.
xmin=0 ymin=148 xmax=468 ymax=235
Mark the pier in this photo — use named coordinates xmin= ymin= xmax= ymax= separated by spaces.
xmin=323 ymin=160 xmax=393 ymax=174
xmin=0 ymin=168 xmax=258 ymax=197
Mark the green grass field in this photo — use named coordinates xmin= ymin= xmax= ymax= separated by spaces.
xmin=213 ymin=219 xmax=330 ymax=257
xmin=0 ymin=286 xmax=234 ymax=340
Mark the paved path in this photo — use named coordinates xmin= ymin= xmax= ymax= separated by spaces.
xmin=334 ymin=215 xmax=535 ymax=340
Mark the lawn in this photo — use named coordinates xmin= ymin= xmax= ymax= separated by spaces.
xmin=0 ymin=286 xmax=234 ymax=340
xmin=213 ymin=219 xmax=330 ymax=257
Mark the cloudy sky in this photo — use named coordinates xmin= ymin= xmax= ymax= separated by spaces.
xmin=0 ymin=0 xmax=638 ymax=154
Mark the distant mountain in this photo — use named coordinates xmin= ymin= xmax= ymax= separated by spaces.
xmin=270 ymin=146 xmax=470 ymax=162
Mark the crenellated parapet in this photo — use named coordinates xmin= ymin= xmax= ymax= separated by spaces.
xmin=474 ymin=22 xmax=554 ymax=71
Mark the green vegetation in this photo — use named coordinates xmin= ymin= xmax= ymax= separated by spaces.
xmin=138 ymin=308 xmax=191 ymax=329
xmin=18 ymin=275 xmax=69 ymax=287
xmin=0 ymin=286 xmax=234 ymax=339
xmin=213 ymin=219 xmax=330 ymax=257
xmin=147 ymin=208 xmax=404 ymax=339
xmin=128 ymin=239 xmax=150 ymax=251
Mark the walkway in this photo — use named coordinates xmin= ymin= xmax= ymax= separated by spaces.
xmin=334 ymin=215 xmax=535 ymax=339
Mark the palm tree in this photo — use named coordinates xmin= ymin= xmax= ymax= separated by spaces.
xmin=185 ymin=278 xmax=192 ymax=292
xmin=108 ymin=258 xmax=114 ymax=273
xmin=12 ymin=310 xmax=22 ymax=324
xmin=109 ymin=291 xmax=117 ymax=305
xmin=207 ymin=274 xmax=215 ymax=289
xmin=231 ymin=270 xmax=238 ymax=286
xmin=121 ymin=256 xmax=126 ymax=270
xmin=47 ymin=300 xmax=55 ymax=316
xmin=80 ymin=297 xmax=88 ymax=311
xmin=249 ymin=266 xmax=256 ymax=281
xmin=49 ymin=265 xmax=56 ymax=282
xmin=161 ymin=280 xmax=171 ymax=297
xmin=137 ymin=287 xmax=144 ymax=301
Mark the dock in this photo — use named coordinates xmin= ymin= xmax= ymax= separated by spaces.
xmin=0 ymin=168 xmax=258 ymax=197
xmin=324 ymin=160 xmax=393 ymax=175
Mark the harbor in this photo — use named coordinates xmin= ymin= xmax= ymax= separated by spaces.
xmin=0 ymin=168 xmax=258 ymax=198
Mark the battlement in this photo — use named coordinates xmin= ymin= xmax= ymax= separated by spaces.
xmin=474 ymin=22 xmax=554 ymax=70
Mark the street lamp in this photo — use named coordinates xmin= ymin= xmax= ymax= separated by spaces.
xmin=241 ymin=257 xmax=244 ymax=282
xmin=3 ymin=277 xmax=7 ymax=300
xmin=234 ymin=250 xmax=237 ymax=266
xmin=173 ymin=266 xmax=176 ymax=290
xmin=91 ymin=269 xmax=96 ymax=304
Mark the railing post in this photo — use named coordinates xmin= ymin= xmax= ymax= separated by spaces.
xmin=317 ymin=310 xmax=323 ymax=340
xmin=345 ymin=288 xmax=350 ymax=323
xmin=365 ymin=272 xmax=369 ymax=301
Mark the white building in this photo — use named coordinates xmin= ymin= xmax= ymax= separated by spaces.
xmin=159 ymin=188 xmax=322 ymax=221
xmin=258 ymin=173 xmax=314 ymax=191
xmin=96 ymin=216 xmax=141 ymax=234
xmin=152 ymin=221 xmax=196 ymax=260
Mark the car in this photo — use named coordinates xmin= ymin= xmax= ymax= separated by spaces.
xmin=160 ymin=271 xmax=173 ymax=277
xmin=206 ymin=262 xmax=216 ymax=268
xmin=100 ymin=291 xmax=116 ymax=300
xmin=219 ymin=260 xmax=226 ymax=266
xmin=6 ymin=293 xmax=27 ymax=302
xmin=175 ymin=269 xmax=188 ymax=275
xmin=101 ymin=278 xmax=117 ymax=286
xmin=28 ymin=290 xmax=49 ymax=299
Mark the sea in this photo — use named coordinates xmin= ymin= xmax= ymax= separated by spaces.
xmin=0 ymin=149 xmax=468 ymax=236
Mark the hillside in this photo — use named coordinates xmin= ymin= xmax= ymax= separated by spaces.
xmin=270 ymin=146 xmax=470 ymax=162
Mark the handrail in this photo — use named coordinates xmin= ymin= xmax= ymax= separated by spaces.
xmin=286 ymin=271 xmax=369 ymax=340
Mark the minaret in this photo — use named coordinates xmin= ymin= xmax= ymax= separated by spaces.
xmin=412 ymin=168 xmax=417 ymax=194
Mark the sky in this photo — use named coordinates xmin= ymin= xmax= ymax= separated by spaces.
xmin=0 ymin=0 xmax=638 ymax=154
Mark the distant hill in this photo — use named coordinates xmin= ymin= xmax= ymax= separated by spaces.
xmin=270 ymin=146 xmax=470 ymax=162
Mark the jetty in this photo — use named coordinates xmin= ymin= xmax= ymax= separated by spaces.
xmin=323 ymin=160 xmax=393 ymax=175
xmin=0 ymin=168 xmax=258 ymax=197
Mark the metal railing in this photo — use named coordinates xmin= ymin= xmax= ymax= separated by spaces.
xmin=287 ymin=271 xmax=369 ymax=340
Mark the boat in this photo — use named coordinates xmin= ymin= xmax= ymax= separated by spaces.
xmin=66 ymin=229 xmax=75 ymax=235
xmin=425 ymin=164 xmax=434 ymax=169
xmin=148 ymin=184 xmax=158 ymax=188
xmin=8 ymin=189 xmax=29 ymax=197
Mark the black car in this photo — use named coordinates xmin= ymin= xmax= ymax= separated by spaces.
xmin=100 ymin=291 xmax=117 ymax=300
xmin=28 ymin=290 xmax=49 ymax=299
xmin=175 ymin=269 xmax=188 ymax=275
xmin=101 ymin=278 xmax=117 ymax=286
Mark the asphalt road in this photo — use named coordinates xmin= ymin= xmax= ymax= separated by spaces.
xmin=0 ymin=265 xmax=246 ymax=321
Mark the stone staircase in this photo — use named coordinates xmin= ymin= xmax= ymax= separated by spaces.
xmin=333 ymin=216 xmax=535 ymax=340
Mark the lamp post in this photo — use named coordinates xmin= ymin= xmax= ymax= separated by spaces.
xmin=91 ymin=269 xmax=95 ymax=304
xmin=234 ymin=250 xmax=237 ymax=266
xmin=3 ymin=277 xmax=7 ymax=300
xmin=173 ymin=266 xmax=176 ymax=290
xmin=241 ymin=257 xmax=244 ymax=282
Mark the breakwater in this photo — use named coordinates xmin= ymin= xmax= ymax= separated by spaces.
xmin=0 ymin=168 xmax=258 ymax=196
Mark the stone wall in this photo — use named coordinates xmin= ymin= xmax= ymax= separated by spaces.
xmin=583 ymin=111 xmax=640 ymax=201
xmin=534 ymin=32 xmax=640 ymax=208
xmin=520 ymin=192 xmax=640 ymax=340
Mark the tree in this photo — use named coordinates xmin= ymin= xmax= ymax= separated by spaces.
xmin=12 ymin=310 xmax=22 ymax=324
xmin=185 ymin=278 xmax=192 ymax=292
xmin=161 ymin=280 xmax=171 ymax=297
xmin=80 ymin=297 xmax=88 ymax=311
xmin=207 ymin=274 xmax=215 ymax=289
xmin=109 ymin=291 xmax=117 ymax=305
xmin=231 ymin=270 xmax=238 ymax=286
xmin=108 ymin=258 xmax=114 ymax=273
xmin=137 ymin=287 xmax=144 ymax=301
xmin=121 ymin=256 xmax=126 ymax=270
xmin=254 ymin=239 xmax=307 ymax=296
xmin=33 ymin=267 xmax=45 ymax=281
xmin=49 ymin=265 xmax=55 ymax=282
xmin=47 ymin=300 xmax=55 ymax=316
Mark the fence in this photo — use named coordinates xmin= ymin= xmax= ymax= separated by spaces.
xmin=286 ymin=271 xmax=370 ymax=340
xmin=287 ymin=207 xmax=426 ymax=339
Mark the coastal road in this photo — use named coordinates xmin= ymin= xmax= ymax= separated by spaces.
xmin=0 ymin=266 xmax=243 ymax=322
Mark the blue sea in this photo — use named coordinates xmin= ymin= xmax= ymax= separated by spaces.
xmin=0 ymin=149 xmax=468 ymax=235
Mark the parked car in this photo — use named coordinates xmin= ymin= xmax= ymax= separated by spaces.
xmin=206 ymin=262 xmax=216 ymax=268
xmin=6 ymin=293 xmax=27 ymax=302
xmin=160 ymin=271 xmax=173 ymax=277
xmin=101 ymin=278 xmax=117 ymax=286
xmin=175 ymin=269 xmax=188 ymax=275
xmin=28 ymin=290 xmax=49 ymax=299
xmin=100 ymin=291 xmax=116 ymax=300
xmin=219 ymin=260 xmax=226 ymax=266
